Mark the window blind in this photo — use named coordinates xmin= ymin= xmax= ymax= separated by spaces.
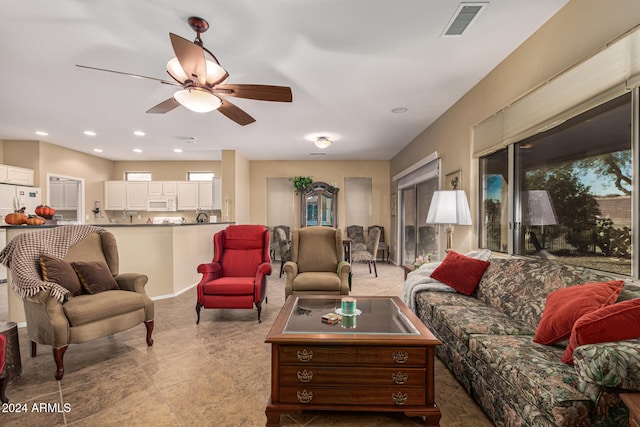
xmin=473 ymin=25 xmax=640 ymax=157
xmin=395 ymin=152 xmax=440 ymax=189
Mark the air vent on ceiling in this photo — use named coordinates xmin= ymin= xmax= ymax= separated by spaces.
xmin=442 ymin=2 xmax=487 ymax=37
xmin=173 ymin=136 xmax=198 ymax=143
xmin=309 ymin=152 xmax=327 ymax=156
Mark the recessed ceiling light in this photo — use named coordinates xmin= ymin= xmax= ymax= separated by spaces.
xmin=391 ymin=107 xmax=408 ymax=114
xmin=84 ymin=130 xmax=97 ymax=136
xmin=173 ymin=148 xmax=183 ymax=153
xmin=35 ymin=131 xmax=48 ymax=136
xmin=93 ymin=148 xmax=103 ymax=153
xmin=133 ymin=148 xmax=142 ymax=153
xmin=133 ymin=131 xmax=146 ymax=136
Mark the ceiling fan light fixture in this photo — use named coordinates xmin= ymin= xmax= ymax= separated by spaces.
xmin=314 ymin=137 xmax=333 ymax=149
xmin=205 ymin=60 xmax=227 ymax=85
xmin=166 ymin=58 xmax=189 ymax=82
xmin=174 ymin=88 xmax=221 ymax=113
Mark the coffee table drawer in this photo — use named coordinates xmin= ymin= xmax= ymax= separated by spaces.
xmin=279 ymin=346 xmax=426 ymax=366
xmin=280 ymin=366 xmax=427 ymax=386
xmin=280 ymin=386 xmax=427 ymax=406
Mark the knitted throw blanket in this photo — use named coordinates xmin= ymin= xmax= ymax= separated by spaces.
xmin=0 ymin=225 xmax=107 ymax=302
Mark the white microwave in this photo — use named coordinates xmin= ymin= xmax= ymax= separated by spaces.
xmin=147 ymin=196 xmax=177 ymax=212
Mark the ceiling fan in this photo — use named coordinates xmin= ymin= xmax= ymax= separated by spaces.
xmin=77 ymin=16 xmax=292 ymax=125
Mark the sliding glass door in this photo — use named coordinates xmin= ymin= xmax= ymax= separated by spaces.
xmin=400 ymin=178 xmax=438 ymax=265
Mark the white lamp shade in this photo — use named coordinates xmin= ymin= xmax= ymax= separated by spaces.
xmin=426 ymin=190 xmax=472 ymax=225
xmin=174 ymin=88 xmax=222 ymax=113
xmin=523 ymin=190 xmax=557 ymax=226
xmin=166 ymin=58 xmax=189 ymax=82
xmin=167 ymin=58 xmax=227 ymax=85
xmin=205 ymin=60 xmax=227 ymax=85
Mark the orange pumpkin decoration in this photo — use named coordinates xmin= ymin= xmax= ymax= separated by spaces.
xmin=26 ymin=216 xmax=45 ymax=226
xmin=5 ymin=212 xmax=27 ymax=225
xmin=35 ymin=205 xmax=55 ymax=218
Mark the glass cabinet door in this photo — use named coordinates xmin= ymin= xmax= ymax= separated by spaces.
xmin=306 ymin=194 xmax=319 ymax=226
xmin=301 ymin=182 xmax=338 ymax=227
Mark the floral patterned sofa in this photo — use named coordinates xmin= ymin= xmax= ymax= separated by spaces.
xmin=411 ymin=257 xmax=640 ymax=427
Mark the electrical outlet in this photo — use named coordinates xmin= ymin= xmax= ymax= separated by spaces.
xmin=137 ymin=215 xmax=141 ymax=220
xmin=86 ymin=214 xmax=90 ymax=220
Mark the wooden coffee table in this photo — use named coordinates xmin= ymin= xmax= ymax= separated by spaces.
xmin=264 ymin=295 xmax=441 ymax=426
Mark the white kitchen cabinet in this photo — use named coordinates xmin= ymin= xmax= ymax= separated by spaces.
xmin=212 ymin=177 xmax=222 ymax=210
xmin=104 ymin=181 xmax=126 ymax=210
xmin=0 ymin=165 xmax=8 ymax=183
xmin=51 ymin=180 xmax=79 ymax=210
xmin=6 ymin=166 xmax=34 ymax=186
xmin=126 ymin=182 xmax=148 ymax=210
xmin=148 ymin=181 xmax=177 ymax=196
xmin=63 ymin=180 xmax=79 ymax=209
xmin=198 ymin=181 xmax=213 ymax=210
xmin=49 ymin=180 xmax=64 ymax=209
xmin=177 ymin=181 xmax=198 ymax=211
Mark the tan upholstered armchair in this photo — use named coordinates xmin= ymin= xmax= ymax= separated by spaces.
xmin=283 ymin=226 xmax=350 ymax=299
xmin=0 ymin=226 xmax=154 ymax=380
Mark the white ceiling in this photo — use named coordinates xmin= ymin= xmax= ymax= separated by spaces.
xmin=0 ymin=0 xmax=568 ymax=161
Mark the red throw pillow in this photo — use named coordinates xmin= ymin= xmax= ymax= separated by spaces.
xmin=429 ymin=250 xmax=490 ymax=296
xmin=561 ymin=298 xmax=640 ymax=365
xmin=533 ymin=280 xmax=624 ymax=345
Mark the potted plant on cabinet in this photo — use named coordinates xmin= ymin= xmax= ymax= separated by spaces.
xmin=290 ymin=176 xmax=313 ymax=194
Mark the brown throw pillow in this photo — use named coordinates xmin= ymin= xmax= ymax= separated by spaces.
xmin=39 ymin=254 xmax=83 ymax=297
xmin=72 ymin=261 xmax=119 ymax=294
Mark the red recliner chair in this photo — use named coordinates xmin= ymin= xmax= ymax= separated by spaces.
xmin=196 ymin=225 xmax=272 ymax=323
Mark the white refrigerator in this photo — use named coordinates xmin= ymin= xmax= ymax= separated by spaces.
xmin=0 ymin=183 xmax=42 ymax=224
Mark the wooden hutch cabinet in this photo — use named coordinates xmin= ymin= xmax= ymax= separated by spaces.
xmin=300 ymin=182 xmax=338 ymax=227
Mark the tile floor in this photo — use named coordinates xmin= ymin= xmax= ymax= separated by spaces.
xmin=0 ymin=261 xmax=494 ymax=426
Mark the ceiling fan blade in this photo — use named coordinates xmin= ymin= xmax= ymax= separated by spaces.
xmin=169 ymin=33 xmax=206 ymax=86
xmin=146 ymin=97 xmax=181 ymax=114
xmin=75 ymin=65 xmax=178 ymax=86
xmin=217 ymin=98 xmax=256 ymax=126
xmin=214 ymin=84 xmax=293 ymax=102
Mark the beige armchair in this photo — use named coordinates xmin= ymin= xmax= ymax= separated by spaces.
xmin=283 ymin=226 xmax=351 ymax=299
xmin=0 ymin=226 xmax=154 ymax=380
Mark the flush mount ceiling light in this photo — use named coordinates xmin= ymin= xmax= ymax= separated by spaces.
xmin=314 ymin=137 xmax=333 ymax=149
xmin=35 ymin=130 xmax=48 ymax=136
xmin=133 ymin=130 xmax=146 ymax=136
xmin=84 ymin=130 xmax=97 ymax=136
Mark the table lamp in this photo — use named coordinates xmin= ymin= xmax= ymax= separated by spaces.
xmin=522 ymin=190 xmax=557 ymax=252
xmin=426 ymin=190 xmax=472 ymax=252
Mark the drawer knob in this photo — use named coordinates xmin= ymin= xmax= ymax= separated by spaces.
xmin=392 ymin=371 xmax=408 ymax=385
xmin=392 ymin=351 xmax=409 ymax=364
xmin=297 ymin=369 xmax=314 ymax=383
xmin=297 ymin=349 xmax=313 ymax=362
xmin=392 ymin=392 xmax=408 ymax=405
xmin=297 ymin=390 xmax=313 ymax=404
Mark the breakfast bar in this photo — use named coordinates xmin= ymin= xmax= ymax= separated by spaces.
xmin=2 ymin=222 xmax=233 ymax=324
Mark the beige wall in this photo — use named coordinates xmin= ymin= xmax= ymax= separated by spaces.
xmin=249 ymin=160 xmax=391 ymax=233
xmin=390 ymin=0 xmax=640 ymax=256
xmin=111 ymin=160 xmax=221 ymax=181
xmin=235 ymin=151 xmax=251 ymax=224
xmin=221 ymin=150 xmax=236 ymax=222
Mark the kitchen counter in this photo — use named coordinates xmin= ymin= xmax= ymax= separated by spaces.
xmin=3 ymin=222 xmax=235 ymax=324
xmin=0 ymin=221 xmax=235 ymax=228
